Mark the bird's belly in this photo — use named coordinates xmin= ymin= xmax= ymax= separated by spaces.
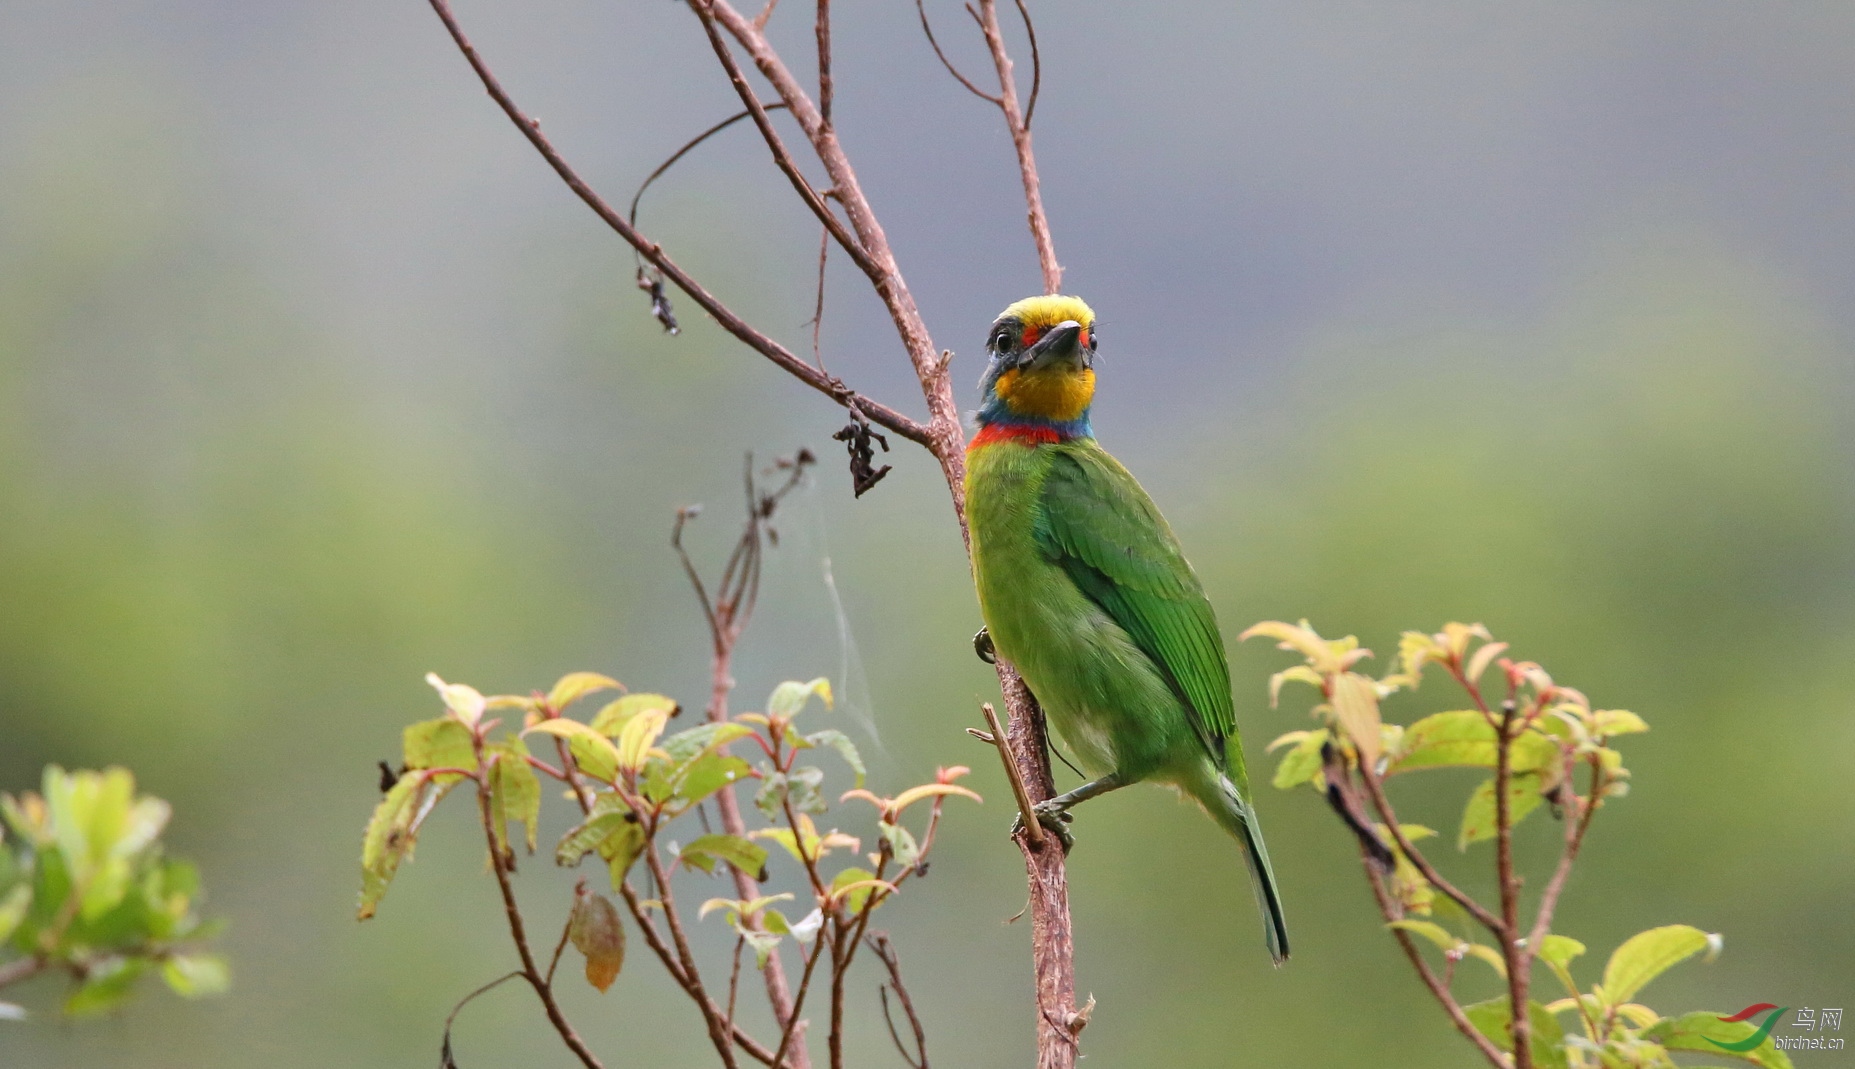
xmin=973 ymin=532 xmax=1191 ymax=781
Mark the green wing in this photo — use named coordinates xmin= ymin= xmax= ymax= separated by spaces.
xmin=1034 ymin=443 xmax=1236 ymax=759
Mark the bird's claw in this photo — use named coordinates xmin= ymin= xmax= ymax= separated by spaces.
xmin=1010 ymin=800 xmax=1075 ymax=851
xmin=973 ymin=626 xmax=997 ymax=665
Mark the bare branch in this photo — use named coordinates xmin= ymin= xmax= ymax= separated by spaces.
xmin=422 ymin=0 xmax=931 ymax=448
xmin=627 ymin=103 xmax=791 ymax=232
xmin=690 ymin=3 xmax=885 ymax=284
xmin=472 ymin=767 xmax=606 ymax=1069
xmin=815 ymin=0 xmax=834 ymax=126
xmin=915 ymin=0 xmax=1004 ymax=104
xmin=869 ymin=933 xmax=929 ymax=1069
xmin=1013 ymin=0 xmax=1041 ymax=126
xmin=968 ymin=702 xmax=1043 ymax=848
xmin=1361 ymin=849 xmax=1513 ymax=1069
xmin=974 ymin=0 xmax=1061 ymax=293
xmin=1358 ymin=761 xmax=1507 ymax=936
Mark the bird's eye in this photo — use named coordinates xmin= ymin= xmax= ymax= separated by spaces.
xmin=1087 ymin=324 xmax=1099 ymax=349
xmin=991 ymin=327 xmax=1014 ymax=352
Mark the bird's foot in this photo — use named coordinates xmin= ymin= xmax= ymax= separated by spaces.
xmin=1010 ymin=799 xmax=1075 ymax=851
xmin=973 ymin=626 xmax=997 ymax=665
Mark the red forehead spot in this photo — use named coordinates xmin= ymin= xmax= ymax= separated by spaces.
xmin=1020 ymin=325 xmax=1042 ymax=347
xmin=1079 ymin=326 xmax=1089 ymax=349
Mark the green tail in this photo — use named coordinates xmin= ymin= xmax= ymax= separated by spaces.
xmin=1196 ymin=769 xmax=1290 ymax=965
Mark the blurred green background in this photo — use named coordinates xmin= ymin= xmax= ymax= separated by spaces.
xmin=2 ymin=1 xmax=1852 ymax=1065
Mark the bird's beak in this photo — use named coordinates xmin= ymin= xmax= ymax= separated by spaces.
xmin=1025 ymin=320 xmax=1086 ymax=370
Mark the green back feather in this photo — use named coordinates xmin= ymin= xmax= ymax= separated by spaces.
xmin=1033 ymin=443 xmax=1240 ymax=775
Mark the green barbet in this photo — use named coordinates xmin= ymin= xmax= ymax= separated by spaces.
xmin=965 ymin=294 xmax=1289 ymax=964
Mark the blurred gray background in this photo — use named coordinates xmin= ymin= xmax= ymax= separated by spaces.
xmin=2 ymin=1 xmax=1851 ymax=1066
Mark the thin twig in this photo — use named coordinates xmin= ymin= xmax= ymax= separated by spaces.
xmin=422 ymin=0 xmax=931 ymax=448
xmin=628 ymin=103 xmax=791 ymax=232
xmin=915 ymin=0 xmax=1003 ymax=104
xmin=1361 ymin=847 xmax=1512 ymax=1069
xmin=1358 ymin=762 xmax=1506 ymax=935
xmin=1493 ymin=701 xmax=1530 ymax=1069
xmin=645 ymin=845 xmax=744 ymax=1069
xmin=690 ymin=1 xmax=883 ymax=284
xmin=472 ymin=770 xmax=606 ymax=1069
xmin=0 ymin=956 xmax=47 ymax=990
xmin=771 ymin=939 xmax=828 ymax=1069
xmin=807 ymin=225 xmax=830 ymax=370
xmin=974 ymin=0 xmax=1061 ymax=292
xmin=969 ymin=702 xmax=1043 ymax=848
xmin=1013 ymin=0 xmax=1040 ymax=126
xmin=869 ymin=933 xmax=929 ymax=1069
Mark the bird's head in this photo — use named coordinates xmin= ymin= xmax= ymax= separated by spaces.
xmin=975 ymin=295 xmax=1098 ymax=440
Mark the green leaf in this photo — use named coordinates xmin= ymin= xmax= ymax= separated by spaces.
xmin=568 ymin=888 xmax=625 ymax=992
xmin=358 ymin=774 xmax=424 ymax=920
xmin=1592 ymin=710 xmax=1648 ymax=737
xmin=1458 ymin=772 xmax=1545 ymax=850
xmin=676 ymin=753 xmax=752 ymax=807
xmin=679 ymin=835 xmax=768 ymax=879
xmin=556 ymin=796 xmax=647 ymax=887
xmin=828 ymin=866 xmax=886 ymax=914
xmin=879 ymin=821 xmax=920 ymax=870
xmin=659 ymin=721 xmax=751 ymax=764
xmin=1643 ymin=1011 xmax=1795 ymax=1069
xmin=1391 ymin=712 xmax=1560 ymax=776
xmin=591 ymin=694 xmax=681 ymax=737
xmin=756 ymin=766 xmax=826 ymax=819
xmin=1601 ymin=925 xmax=1720 ymax=1005
xmin=1330 ymin=672 xmax=1383 ymax=765
xmin=404 ymin=719 xmax=477 ymax=777
xmin=524 ymin=719 xmax=621 ymax=783
xmin=1538 ymin=934 xmax=1586 ymax=969
xmin=0 ymin=884 xmax=30 ymax=945
xmin=63 ymin=957 xmax=149 ymax=1017
xmin=487 ymin=739 xmax=541 ymax=854
xmin=1269 ymin=729 xmax=1328 ymax=790
xmin=547 ymin=672 xmax=623 ymax=712
xmin=160 ymin=953 xmax=230 ymax=998
xmin=804 ymin=730 xmax=866 ymax=788
xmin=1463 ymin=997 xmax=1568 ymax=1069
xmin=767 ymin=678 xmax=833 ymax=718
xmin=1387 ymin=919 xmax=1458 ymax=952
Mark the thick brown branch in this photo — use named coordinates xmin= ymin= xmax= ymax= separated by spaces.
xmin=422 ymin=0 xmax=930 ymax=448
xmin=999 ymin=664 xmax=1080 ymax=1069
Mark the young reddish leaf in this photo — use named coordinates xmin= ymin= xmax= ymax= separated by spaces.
xmin=1239 ymin=620 xmax=1340 ymax=673
xmin=1464 ymin=641 xmax=1510 ymax=686
xmin=567 ymin=887 xmax=625 ymax=992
